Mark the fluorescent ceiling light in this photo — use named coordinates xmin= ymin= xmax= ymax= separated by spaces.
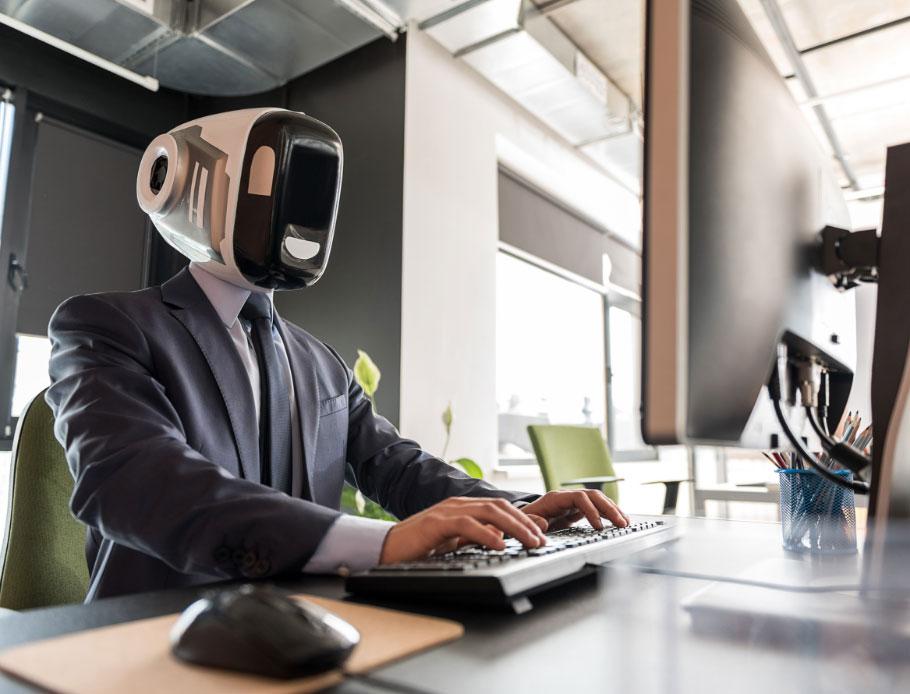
xmin=0 ymin=12 xmax=159 ymax=92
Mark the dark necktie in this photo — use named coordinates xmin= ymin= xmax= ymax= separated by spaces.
xmin=240 ymin=293 xmax=292 ymax=494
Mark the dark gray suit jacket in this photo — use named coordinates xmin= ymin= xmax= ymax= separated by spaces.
xmin=47 ymin=268 xmax=534 ymax=600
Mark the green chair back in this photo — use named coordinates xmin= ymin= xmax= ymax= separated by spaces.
xmin=0 ymin=389 xmax=88 ymax=609
xmin=527 ymin=424 xmax=620 ymax=503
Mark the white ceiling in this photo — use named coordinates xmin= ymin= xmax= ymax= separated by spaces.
xmin=514 ymin=0 xmax=910 ymax=224
xmin=738 ymin=0 xmax=910 ymax=196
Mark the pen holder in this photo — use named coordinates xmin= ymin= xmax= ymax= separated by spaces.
xmin=777 ymin=469 xmax=857 ymax=554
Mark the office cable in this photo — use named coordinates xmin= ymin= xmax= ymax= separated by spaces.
xmin=768 ymin=364 xmax=870 ymax=494
xmin=818 ymin=369 xmax=831 ymax=436
xmin=796 ymin=362 xmax=872 ymax=475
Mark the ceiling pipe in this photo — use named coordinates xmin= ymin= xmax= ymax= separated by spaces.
xmin=0 ymin=11 xmax=159 ymax=91
xmin=758 ymin=0 xmax=860 ymax=190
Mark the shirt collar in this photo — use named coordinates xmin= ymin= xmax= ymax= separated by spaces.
xmin=187 ymin=262 xmax=274 ymax=328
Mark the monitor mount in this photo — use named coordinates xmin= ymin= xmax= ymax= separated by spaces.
xmin=810 ymin=143 xmax=910 ymax=597
xmin=815 ymin=224 xmax=880 ymax=291
xmin=810 ymin=142 xmax=910 ymax=520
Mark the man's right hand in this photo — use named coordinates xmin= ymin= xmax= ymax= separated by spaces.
xmin=379 ymin=497 xmax=548 ymax=565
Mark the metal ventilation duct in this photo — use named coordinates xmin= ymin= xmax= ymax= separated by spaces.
xmin=422 ymin=0 xmax=641 ymax=192
xmin=0 ymin=0 xmax=399 ymax=95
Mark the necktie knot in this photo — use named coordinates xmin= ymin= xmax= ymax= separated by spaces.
xmin=241 ymin=292 xmax=273 ymax=323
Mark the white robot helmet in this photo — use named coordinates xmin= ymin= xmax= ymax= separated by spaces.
xmin=136 ymin=108 xmax=343 ymax=291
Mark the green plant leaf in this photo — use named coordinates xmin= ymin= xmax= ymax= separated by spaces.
xmin=442 ymin=402 xmax=453 ymax=434
xmin=340 ymin=484 xmax=359 ymax=514
xmin=340 ymin=483 xmax=397 ymax=521
xmin=453 ymin=457 xmax=483 ymax=479
xmin=353 ymin=349 xmax=381 ymax=399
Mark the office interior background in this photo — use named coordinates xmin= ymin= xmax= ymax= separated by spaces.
xmin=0 ymin=0 xmax=907 ymax=531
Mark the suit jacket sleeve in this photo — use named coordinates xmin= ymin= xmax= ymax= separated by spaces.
xmin=333 ymin=348 xmax=539 ymax=519
xmin=46 ymin=294 xmax=341 ymax=580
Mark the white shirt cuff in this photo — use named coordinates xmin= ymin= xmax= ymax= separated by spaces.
xmin=302 ymin=514 xmax=394 ymax=575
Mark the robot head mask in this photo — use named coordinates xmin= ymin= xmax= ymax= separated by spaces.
xmin=137 ymin=108 xmax=343 ymax=291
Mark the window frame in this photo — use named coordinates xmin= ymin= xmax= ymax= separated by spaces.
xmin=604 ymin=291 xmax=658 ymax=462
xmin=497 ymin=242 xmax=657 ymax=463
xmin=0 ymin=86 xmax=35 ymax=442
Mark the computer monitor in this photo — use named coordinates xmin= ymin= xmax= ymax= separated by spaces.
xmin=642 ymin=0 xmax=910 ymax=590
xmin=641 ymin=0 xmax=856 ymax=451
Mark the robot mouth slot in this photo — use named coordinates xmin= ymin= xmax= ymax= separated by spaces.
xmin=283 ymin=235 xmax=321 ymax=261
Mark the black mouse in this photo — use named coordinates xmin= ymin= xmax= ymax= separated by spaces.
xmin=170 ymin=584 xmax=360 ymax=679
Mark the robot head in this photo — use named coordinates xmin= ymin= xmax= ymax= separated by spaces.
xmin=137 ymin=108 xmax=343 ymax=291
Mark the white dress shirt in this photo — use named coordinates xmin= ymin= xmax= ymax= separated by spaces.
xmin=188 ymin=263 xmax=392 ymax=574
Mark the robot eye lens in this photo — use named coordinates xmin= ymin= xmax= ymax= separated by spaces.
xmin=150 ymin=156 xmax=168 ymax=194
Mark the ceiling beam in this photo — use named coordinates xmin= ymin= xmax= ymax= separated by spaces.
xmin=759 ymin=0 xmax=860 ymax=190
xmin=799 ymin=14 xmax=910 ymax=55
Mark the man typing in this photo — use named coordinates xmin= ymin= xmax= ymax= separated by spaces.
xmin=47 ymin=109 xmax=628 ymax=601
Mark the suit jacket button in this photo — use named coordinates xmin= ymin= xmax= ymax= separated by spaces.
xmin=253 ymin=559 xmax=271 ymax=576
xmin=232 ymin=549 xmax=246 ymax=566
xmin=241 ymin=552 xmax=257 ymax=571
xmin=213 ymin=546 xmax=231 ymax=563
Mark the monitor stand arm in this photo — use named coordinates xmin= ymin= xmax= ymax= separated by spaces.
xmin=809 ymin=143 xmax=910 ymax=598
xmin=811 ymin=142 xmax=910 ymax=523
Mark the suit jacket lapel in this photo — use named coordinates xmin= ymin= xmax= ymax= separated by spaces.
xmin=161 ymin=268 xmax=260 ymax=484
xmin=276 ymin=319 xmax=319 ymax=501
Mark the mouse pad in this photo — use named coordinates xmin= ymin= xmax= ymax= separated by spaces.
xmin=0 ymin=594 xmax=464 ymax=694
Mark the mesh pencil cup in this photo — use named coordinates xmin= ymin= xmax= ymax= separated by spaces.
xmin=777 ymin=469 xmax=857 ymax=554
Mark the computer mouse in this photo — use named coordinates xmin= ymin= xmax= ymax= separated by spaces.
xmin=170 ymin=584 xmax=360 ymax=679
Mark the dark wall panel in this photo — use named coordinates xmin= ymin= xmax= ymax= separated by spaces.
xmin=17 ymin=119 xmax=149 ymax=336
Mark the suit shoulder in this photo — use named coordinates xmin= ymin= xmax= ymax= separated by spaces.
xmin=50 ymin=286 xmax=166 ymax=331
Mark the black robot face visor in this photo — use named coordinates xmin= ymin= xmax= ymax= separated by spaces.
xmin=233 ymin=111 xmax=343 ymax=290
xmin=137 ymin=108 xmax=343 ymax=291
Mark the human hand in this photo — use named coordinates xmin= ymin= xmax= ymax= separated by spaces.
xmin=379 ymin=496 xmax=548 ymax=565
xmin=520 ymin=489 xmax=630 ymax=532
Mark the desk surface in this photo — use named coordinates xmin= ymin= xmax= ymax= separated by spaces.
xmin=0 ymin=516 xmax=905 ymax=694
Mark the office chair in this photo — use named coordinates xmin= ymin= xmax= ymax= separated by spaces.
xmin=0 ymin=389 xmax=88 ymax=610
xmin=527 ymin=424 xmax=689 ymax=514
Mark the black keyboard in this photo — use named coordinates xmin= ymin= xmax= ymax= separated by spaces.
xmin=345 ymin=519 xmax=676 ymax=612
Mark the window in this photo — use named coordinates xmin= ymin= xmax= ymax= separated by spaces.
xmin=0 ymin=95 xmax=15 ymax=443
xmin=11 ymin=334 xmax=51 ymax=418
xmin=0 ymin=96 xmax=14 ymax=247
xmin=496 ymin=252 xmax=607 ymax=464
xmin=606 ymin=296 xmax=653 ymax=459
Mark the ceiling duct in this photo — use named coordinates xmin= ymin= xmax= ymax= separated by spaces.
xmin=0 ymin=0 xmax=404 ymax=95
xmin=422 ymin=0 xmax=641 ymax=192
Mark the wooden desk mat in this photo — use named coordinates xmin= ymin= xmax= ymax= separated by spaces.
xmin=0 ymin=594 xmax=464 ymax=694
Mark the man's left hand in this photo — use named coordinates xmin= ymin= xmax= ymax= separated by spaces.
xmin=520 ymin=489 xmax=630 ymax=532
